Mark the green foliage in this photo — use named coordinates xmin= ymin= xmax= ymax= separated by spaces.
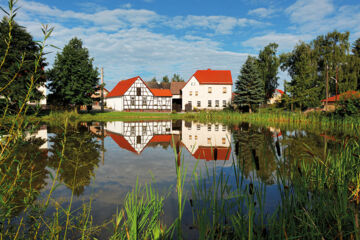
xmin=352 ymin=38 xmax=360 ymax=57
xmin=47 ymin=38 xmax=99 ymax=108
xmin=234 ymin=56 xmax=264 ymax=112
xmin=171 ymin=73 xmax=184 ymax=82
xmin=335 ymin=94 xmax=360 ymax=117
xmin=162 ymin=75 xmax=169 ymax=83
xmin=0 ymin=17 xmax=46 ymax=109
xmin=257 ymin=43 xmax=280 ymax=101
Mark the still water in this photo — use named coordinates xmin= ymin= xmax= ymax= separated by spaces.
xmin=23 ymin=120 xmax=343 ymax=237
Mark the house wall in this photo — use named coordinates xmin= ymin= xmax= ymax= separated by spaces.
xmin=181 ymin=121 xmax=231 ymax=154
xmin=181 ymin=76 xmax=232 ymax=111
xmin=106 ymin=97 xmax=123 ymax=111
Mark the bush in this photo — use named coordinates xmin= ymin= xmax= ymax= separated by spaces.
xmin=335 ymin=94 xmax=360 ymax=117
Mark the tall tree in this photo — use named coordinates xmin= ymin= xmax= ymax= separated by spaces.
xmin=352 ymin=38 xmax=360 ymax=57
xmin=162 ymin=75 xmax=170 ymax=83
xmin=257 ymin=43 xmax=280 ymax=101
xmin=0 ymin=17 xmax=46 ymax=108
xmin=234 ymin=56 xmax=264 ymax=112
xmin=280 ymin=42 xmax=319 ymax=109
xmin=47 ymin=38 xmax=99 ymax=109
xmin=171 ymin=74 xmax=184 ymax=82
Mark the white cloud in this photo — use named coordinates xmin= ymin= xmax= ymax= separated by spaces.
xmin=248 ymin=7 xmax=276 ymax=18
xmin=286 ymin=0 xmax=334 ymax=24
xmin=242 ymin=32 xmax=313 ymax=52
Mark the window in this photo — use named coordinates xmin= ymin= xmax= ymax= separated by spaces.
xmin=137 ymin=87 xmax=141 ymax=96
xmin=208 ymin=124 xmax=211 ymax=131
xmin=195 ymin=91 xmax=198 ymax=96
xmin=189 ymin=135 xmax=192 ymax=140
xmin=215 ymin=100 xmax=219 ymax=107
xmin=190 ymin=91 xmax=192 ymax=96
xmin=197 ymin=101 xmax=201 ymax=107
xmin=222 ymin=138 xmax=226 ymax=144
xmin=215 ymin=125 xmax=219 ymax=131
xmin=137 ymin=136 xmax=141 ymax=144
xmin=222 ymin=125 xmax=226 ymax=131
xmin=142 ymin=97 xmax=147 ymax=106
xmin=207 ymin=138 xmax=211 ymax=144
xmin=195 ymin=135 xmax=198 ymax=140
xmin=208 ymin=100 xmax=212 ymax=107
xmin=131 ymin=97 xmax=135 ymax=106
xmin=222 ymin=100 xmax=227 ymax=107
xmin=223 ymin=87 xmax=227 ymax=93
xmin=197 ymin=124 xmax=201 ymax=130
xmin=131 ymin=126 xmax=135 ymax=135
xmin=208 ymin=87 xmax=212 ymax=93
xmin=142 ymin=126 xmax=147 ymax=135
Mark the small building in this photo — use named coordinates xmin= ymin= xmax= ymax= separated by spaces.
xmin=170 ymin=82 xmax=186 ymax=112
xmin=321 ymin=90 xmax=360 ymax=111
xmin=181 ymin=69 xmax=233 ymax=111
xmin=267 ymin=89 xmax=284 ymax=104
xmin=91 ymin=86 xmax=110 ymax=107
xmin=106 ymin=76 xmax=172 ymax=112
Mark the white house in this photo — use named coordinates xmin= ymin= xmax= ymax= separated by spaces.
xmin=267 ymin=89 xmax=284 ymax=104
xmin=181 ymin=69 xmax=233 ymax=111
xmin=106 ymin=76 xmax=172 ymax=112
xmin=181 ymin=121 xmax=231 ymax=161
xmin=105 ymin=121 xmax=172 ymax=154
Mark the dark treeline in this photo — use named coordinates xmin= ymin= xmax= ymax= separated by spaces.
xmin=235 ymin=31 xmax=360 ymax=112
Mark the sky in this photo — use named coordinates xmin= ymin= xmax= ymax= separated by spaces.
xmin=1 ymin=0 xmax=360 ymax=90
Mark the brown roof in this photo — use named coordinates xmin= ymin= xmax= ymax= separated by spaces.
xmin=170 ymin=82 xmax=186 ymax=95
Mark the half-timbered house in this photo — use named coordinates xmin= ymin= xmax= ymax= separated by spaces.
xmin=105 ymin=76 xmax=172 ymax=112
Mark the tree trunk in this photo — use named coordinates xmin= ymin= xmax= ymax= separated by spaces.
xmin=249 ymin=104 xmax=252 ymax=113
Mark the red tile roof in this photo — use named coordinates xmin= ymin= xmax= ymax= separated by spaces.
xmin=193 ymin=147 xmax=231 ymax=161
xmin=275 ymin=89 xmax=284 ymax=95
xmin=170 ymin=82 xmax=186 ymax=95
xmin=150 ymin=135 xmax=172 ymax=143
xmin=321 ymin=90 xmax=360 ymax=102
xmin=150 ymin=88 xmax=172 ymax=97
xmin=107 ymin=76 xmax=139 ymax=98
xmin=108 ymin=132 xmax=138 ymax=154
xmin=193 ymin=69 xmax=232 ymax=85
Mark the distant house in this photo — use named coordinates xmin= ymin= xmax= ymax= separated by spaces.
xmin=267 ymin=89 xmax=284 ymax=104
xmin=321 ymin=90 xmax=360 ymax=111
xmin=170 ymin=82 xmax=186 ymax=112
xmin=181 ymin=69 xmax=233 ymax=111
xmin=91 ymin=85 xmax=110 ymax=107
xmin=105 ymin=76 xmax=172 ymax=112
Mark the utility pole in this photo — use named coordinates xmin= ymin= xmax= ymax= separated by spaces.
xmin=325 ymin=64 xmax=329 ymax=109
xmin=335 ymin=65 xmax=339 ymax=104
xmin=101 ymin=67 xmax=104 ymax=113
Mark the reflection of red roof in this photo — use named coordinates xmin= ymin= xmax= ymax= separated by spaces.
xmin=107 ymin=76 xmax=139 ymax=98
xmin=320 ymin=134 xmax=337 ymax=142
xmin=150 ymin=88 xmax=172 ymax=97
xmin=193 ymin=147 xmax=231 ymax=161
xmin=192 ymin=69 xmax=233 ymax=85
xmin=321 ymin=91 xmax=360 ymax=102
xmin=150 ymin=135 xmax=172 ymax=143
xmin=108 ymin=132 xmax=138 ymax=154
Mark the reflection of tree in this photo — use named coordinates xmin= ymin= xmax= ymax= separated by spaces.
xmin=0 ymin=137 xmax=49 ymax=217
xmin=232 ymin=123 xmax=277 ymax=184
xmin=48 ymin=125 xmax=101 ymax=196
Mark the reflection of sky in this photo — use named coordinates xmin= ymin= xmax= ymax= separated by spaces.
xmin=33 ymin=120 xmax=345 ymax=236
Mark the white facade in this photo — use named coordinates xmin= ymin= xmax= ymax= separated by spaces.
xmin=106 ymin=78 xmax=172 ymax=112
xmin=181 ymin=121 xmax=231 ymax=155
xmin=181 ymin=76 xmax=232 ymax=111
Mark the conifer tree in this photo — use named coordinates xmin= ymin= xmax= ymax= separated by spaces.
xmin=234 ymin=56 xmax=264 ymax=112
xmin=47 ymin=38 xmax=99 ymax=109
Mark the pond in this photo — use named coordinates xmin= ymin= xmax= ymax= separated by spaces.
xmin=8 ymin=119 xmax=354 ymax=239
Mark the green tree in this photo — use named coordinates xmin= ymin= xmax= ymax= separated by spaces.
xmin=352 ymin=38 xmax=360 ymax=57
xmin=280 ymin=42 xmax=319 ymax=109
xmin=150 ymin=77 xmax=157 ymax=83
xmin=257 ymin=43 xmax=280 ymax=101
xmin=171 ymin=74 xmax=184 ymax=82
xmin=162 ymin=75 xmax=170 ymax=83
xmin=0 ymin=17 xmax=47 ymax=108
xmin=234 ymin=56 xmax=264 ymax=112
xmin=47 ymin=38 xmax=99 ymax=109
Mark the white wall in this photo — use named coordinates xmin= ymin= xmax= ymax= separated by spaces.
xmin=181 ymin=76 xmax=232 ymax=110
xmin=106 ymin=97 xmax=123 ymax=111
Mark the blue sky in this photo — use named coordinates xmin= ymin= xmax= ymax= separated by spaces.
xmin=1 ymin=0 xmax=360 ymax=90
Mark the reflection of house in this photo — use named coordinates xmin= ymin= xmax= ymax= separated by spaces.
xmin=267 ymin=89 xmax=284 ymax=104
xmin=181 ymin=121 xmax=231 ymax=161
xmin=181 ymin=69 xmax=232 ymax=111
xmin=105 ymin=121 xmax=173 ymax=154
xmin=105 ymin=76 xmax=172 ymax=112
xmin=25 ymin=125 xmax=48 ymax=150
